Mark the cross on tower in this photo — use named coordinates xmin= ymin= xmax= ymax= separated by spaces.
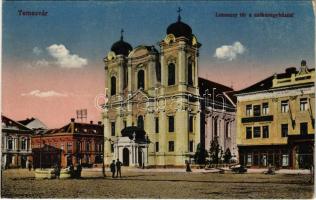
xmin=177 ymin=7 xmax=182 ymax=21
xmin=120 ymin=29 xmax=124 ymax=40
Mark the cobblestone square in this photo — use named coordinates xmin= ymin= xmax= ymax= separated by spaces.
xmin=1 ymin=169 xmax=314 ymax=199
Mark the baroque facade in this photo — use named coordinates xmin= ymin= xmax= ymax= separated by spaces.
xmin=103 ymin=12 xmax=237 ymax=167
xmin=1 ymin=115 xmax=33 ymax=169
xmin=235 ymin=60 xmax=314 ymax=169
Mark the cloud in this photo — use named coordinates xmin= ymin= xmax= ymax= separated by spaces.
xmin=33 ymin=47 xmax=42 ymax=56
xmin=214 ymin=41 xmax=246 ymax=61
xmin=21 ymin=90 xmax=68 ymax=98
xmin=46 ymin=44 xmax=88 ymax=68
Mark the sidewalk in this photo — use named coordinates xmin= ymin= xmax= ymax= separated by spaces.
xmin=82 ymin=167 xmax=311 ymax=174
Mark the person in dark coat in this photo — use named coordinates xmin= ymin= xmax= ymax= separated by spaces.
xmin=110 ymin=160 xmax=116 ymax=178
xmin=54 ymin=164 xmax=61 ymax=179
xmin=28 ymin=160 xmax=32 ymax=171
xmin=116 ymin=159 xmax=122 ymax=178
xmin=76 ymin=163 xmax=82 ymax=178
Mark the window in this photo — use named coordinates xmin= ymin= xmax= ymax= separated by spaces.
xmin=8 ymin=138 xmax=13 ymax=150
xmin=168 ymin=63 xmax=175 ymax=85
xmin=155 ymin=117 xmax=159 ymax=133
xmin=253 ymin=126 xmax=261 ymax=138
xmin=282 ymin=154 xmax=289 ymax=166
xmin=111 ymin=76 xmax=116 ymax=96
xmin=188 ymin=61 xmax=193 ymax=86
xmin=155 ymin=142 xmax=159 ymax=152
xmin=111 ymin=144 xmax=114 ymax=153
xmin=214 ymin=118 xmax=218 ymax=136
xmin=262 ymin=103 xmax=269 ymax=115
xmin=262 ymin=126 xmax=269 ymax=138
xmin=123 ymin=120 xmax=127 ymax=128
xmin=21 ymin=138 xmax=27 ymax=150
xmin=67 ymin=142 xmax=72 ymax=153
xmin=189 ymin=141 xmax=194 ymax=152
xmin=247 ymin=154 xmax=252 ymax=165
xmin=168 ymin=141 xmax=174 ymax=152
xmin=189 ymin=116 xmax=194 ymax=132
xmin=300 ymin=98 xmax=308 ymax=111
xmin=253 ymin=105 xmax=261 ymax=116
xmin=137 ymin=70 xmax=145 ymax=89
xmin=225 ymin=121 xmax=230 ymax=138
xmin=111 ymin=122 xmax=115 ymax=136
xmin=300 ymin=122 xmax=308 ymax=135
xmin=86 ymin=142 xmax=90 ymax=151
xmin=246 ymin=127 xmax=252 ymax=139
xmin=168 ymin=116 xmax=174 ymax=132
xmin=246 ymin=105 xmax=252 ymax=116
xmin=281 ymin=124 xmax=288 ymax=137
xmin=76 ymin=141 xmax=81 ymax=152
xmin=281 ymin=100 xmax=289 ymax=112
xmin=137 ymin=116 xmax=144 ymax=129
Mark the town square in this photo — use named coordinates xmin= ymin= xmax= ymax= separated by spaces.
xmin=1 ymin=1 xmax=315 ymax=199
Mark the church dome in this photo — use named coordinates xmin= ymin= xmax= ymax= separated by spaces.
xmin=166 ymin=14 xmax=192 ymax=40
xmin=110 ymin=31 xmax=132 ymax=56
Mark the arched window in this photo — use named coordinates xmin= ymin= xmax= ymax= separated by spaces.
xmin=137 ymin=70 xmax=145 ymax=89
xmin=123 ymin=66 xmax=128 ymax=89
xmin=168 ymin=63 xmax=175 ymax=85
xmin=7 ymin=137 xmax=13 ymax=150
xmin=188 ymin=61 xmax=193 ymax=86
xmin=21 ymin=138 xmax=27 ymax=150
xmin=137 ymin=115 xmax=144 ymax=129
xmin=111 ymin=76 xmax=116 ymax=95
xmin=156 ymin=62 xmax=161 ymax=82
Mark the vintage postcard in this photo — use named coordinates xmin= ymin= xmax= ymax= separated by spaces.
xmin=1 ymin=1 xmax=315 ymax=199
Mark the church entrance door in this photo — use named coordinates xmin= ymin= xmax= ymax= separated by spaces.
xmin=123 ymin=148 xmax=129 ymax=166
xmin=138 ymin=149 xmax=143 ymax=167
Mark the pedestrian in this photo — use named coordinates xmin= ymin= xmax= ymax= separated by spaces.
xmin=116 ymin=159 xmax=122 ymax=178
xmin=54 ymin=164 xmax=61 ymax=179
xmin=28 ymin=160 xmax=32 ymax=171
xmin=185 ymin=160 xmax=192 ymax=172
xmin=76 ymin=163 xmax=82 ymax=178
xmin=110 ymin=160 xmax=116 ymax=178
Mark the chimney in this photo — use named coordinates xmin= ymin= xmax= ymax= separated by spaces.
xmin=98 ymin=121 xmax=102 ymax=125
xmin=71 ymin=118 xmax=75 ymax=122
xmin=90 ymin=121 xmax=93 ymax=124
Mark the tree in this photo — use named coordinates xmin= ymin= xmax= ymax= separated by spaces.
xmin=194 ymin=143 xmax=208 ymax=164
xmin=209 ymin=137 xmax=221 ymax=164
xmin=223 ymin=148 xmax=232 ymax=163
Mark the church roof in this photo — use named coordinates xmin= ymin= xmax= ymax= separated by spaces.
xmin=111 ymin=30 xmax=132 ymax=56
xmin=166 ymin=9 xmax=193 ymax=40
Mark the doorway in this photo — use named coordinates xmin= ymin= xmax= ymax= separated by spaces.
xmin=123 ymin=148 xmax=129 ymax=166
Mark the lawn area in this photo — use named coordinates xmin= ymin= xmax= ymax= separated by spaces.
xmin=1 ymin=169 xmax=314 ymax=199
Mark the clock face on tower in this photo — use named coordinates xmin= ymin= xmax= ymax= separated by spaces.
xmin=164 ymin=34 xmax=176 ymax=45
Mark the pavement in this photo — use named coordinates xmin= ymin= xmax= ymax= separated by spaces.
xmin=82 ymin=166 xmax=311 ymax=174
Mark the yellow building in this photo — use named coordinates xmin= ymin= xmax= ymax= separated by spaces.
xmin=102 ymin=12 xmax=202 ymax=167
xmin=235 ymin=60 xmax=314 ymax=169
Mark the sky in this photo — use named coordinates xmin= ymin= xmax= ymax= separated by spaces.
xmin=2 ymin=1 xmax=315 ymax=128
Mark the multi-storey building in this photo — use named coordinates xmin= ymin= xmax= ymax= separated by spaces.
xmin=236 ymin=60 xmax=314 ymax=169
xmin=31 ymin=118 xmax=103 ymax=168
xmin=103 ymin=12 xmax=201 ymax=167
xmin=199 ymin=78 xmax=237 ymax=161
xmin=102 ymin=11 xmax=238 ymax=167
xmin=1 ymin=115 xmax=33 ymax=169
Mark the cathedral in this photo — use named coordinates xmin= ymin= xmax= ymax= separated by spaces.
xmin=102 ymin=10 xmax=237 ymax=167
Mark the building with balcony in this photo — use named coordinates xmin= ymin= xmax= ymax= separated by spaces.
xmin=235 ymin=60 xmax=314 ymax=169
xmin=1 ymin=115 xmax=33 ymax=169
xmin=31 ymin=118 xmax=103 ymax=168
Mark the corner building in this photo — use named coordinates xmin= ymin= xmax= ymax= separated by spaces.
xmin=103 ymin=14 xmax=202 ymax=167
xmin=235 ymin=61 xmax=314 ymax=169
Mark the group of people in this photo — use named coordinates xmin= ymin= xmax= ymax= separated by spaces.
xmin=110 ymin=159 xmax=123 ymax=178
